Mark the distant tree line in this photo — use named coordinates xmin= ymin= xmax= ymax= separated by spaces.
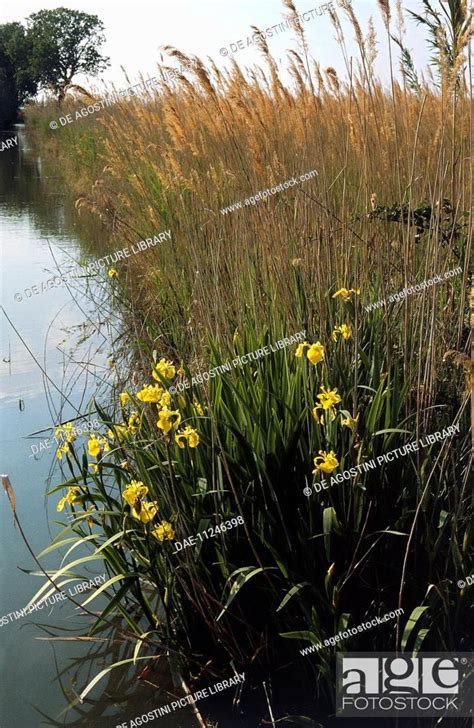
xmin=0 ymin=7 xmax=109 ymax=128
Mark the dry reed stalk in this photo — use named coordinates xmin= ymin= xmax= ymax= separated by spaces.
xmin=24 ymin=1 xmax=469 ymax=416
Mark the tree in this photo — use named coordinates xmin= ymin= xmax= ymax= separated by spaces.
xmin=0 ymin=22 xmax=38 ymax=127
xmin=27 ymin=8 xmax=109 ymax=99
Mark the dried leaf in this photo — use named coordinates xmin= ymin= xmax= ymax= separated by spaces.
xmin=1 ymin=474 xmax=16 ymax=525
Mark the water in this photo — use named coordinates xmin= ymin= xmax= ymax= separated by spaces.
xmin=0 ymin=126 xmax=196 ymax=728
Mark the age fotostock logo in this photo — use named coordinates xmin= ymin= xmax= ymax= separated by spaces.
xmin=336 ymin=653 xmax=473 ymax=717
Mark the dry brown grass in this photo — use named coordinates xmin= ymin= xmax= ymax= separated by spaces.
xmin=26 ymin=0 xmax=472 ymax=416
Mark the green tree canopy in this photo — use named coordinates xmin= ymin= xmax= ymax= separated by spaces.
xmin=27 ymin=7 xmax=109 ymax=96
xmin=0 ymin=22 xmax=38 ymax=127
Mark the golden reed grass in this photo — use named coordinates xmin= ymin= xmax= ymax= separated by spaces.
xmin=26 ymin=0 xmax=472 ymax=430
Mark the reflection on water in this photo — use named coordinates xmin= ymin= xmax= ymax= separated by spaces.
xmin=0 ymin=126 xmax=118 ymax=727
xmin=30 ymin=620 xmax=196 ymax=728
xmin=0 ymin=125 xmax=199 ymax=728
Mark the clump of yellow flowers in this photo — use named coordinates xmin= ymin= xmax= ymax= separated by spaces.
xmin=118 ymin=359 xmax=202 ymax=451
xmin=142 ymin=361 xmax=202 ymax=449
xmin=122 ymin=480 xmax=158 ymax=522
xmin=294 ymin=287 xmax=360 ymax=485
xmin=137 ymin=384 xmax=170 ymax=407
xmin=121 ymin=480 xmax=174 ymax=542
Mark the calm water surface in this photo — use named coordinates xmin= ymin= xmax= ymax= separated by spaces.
xmin=0 ymin=126 xmax=196 ymax=728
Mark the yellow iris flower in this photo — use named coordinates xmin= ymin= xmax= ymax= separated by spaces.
xmin=312 ymin=387 xmax=341 ymax=425
xmin=175 ymin=425 xmax=200 ymax=449
xmin=341 ymin=413 xmax=359 ymax=431
xmin=132 ymin=500 xmax=159 ymax=523
xmin=137 ymin=384 xmax=164 ymax=403
xmin=152 ymin=358 xmax=176 ymax=380
xmin=57 ymin=487 xmax=80 ymax=512
xmin=332 ymin=323 xmax=352 ymax=341
xmin=88 ymin=436 xmax=102 ymax=458
xmin=317 ymin=386 xmax=342 ymax=410
xmin=87 ymin=436 xmax=110 ymax=458
xmin=152 ymin=521 xmax=175 ymax=542
xmin=119 ymin=392 xmax=130 ymax=406
xmin=307 ymin=342 xmax=325 ymax=365
xmin=295 ymin=342 xmax=310 ymax=358
xmin=157 ymin=406 xmax=181 ymax=434
xmin=312 ymin=450 xmax=339 ymax=474
xmin=332 ymin=287 xmax=360 ymax=301
xmin=123 ymin=481 xmax=149 ymax=507
xmin=127 ymin=411 xmax=140 ymax=435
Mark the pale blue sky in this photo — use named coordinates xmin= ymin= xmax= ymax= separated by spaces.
xmin=1 ymin=0 xmax=434 ymax=92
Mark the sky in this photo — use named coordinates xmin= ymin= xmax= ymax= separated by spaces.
xmin=1 ymin=0 xmax=434 ymax=92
